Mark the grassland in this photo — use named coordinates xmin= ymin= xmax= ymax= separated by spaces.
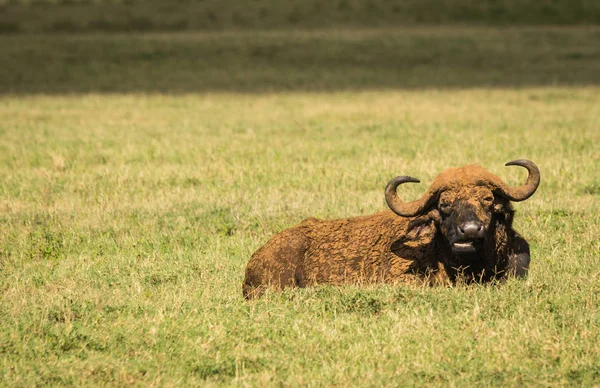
xmin=1 ymin=0 xmax=600 ymax=34
xmin=1 ymin=27 xmax=600 ymax=385
xmin=3 ymin=27 xmax=600 ymax=94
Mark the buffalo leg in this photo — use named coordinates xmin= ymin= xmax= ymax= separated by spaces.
xmin=507 ymin=235 xmax=530 ymax=278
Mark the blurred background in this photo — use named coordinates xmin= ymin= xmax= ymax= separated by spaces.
xmin=2 ymin=0 xmax=600 ymax=33
xmin=2 ymin=0 xmax=600 ymax=94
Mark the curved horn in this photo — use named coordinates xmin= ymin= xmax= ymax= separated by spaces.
xmin=385 ymin=176 xmax=434 ymax=217
xmin=497 ymin=159 xmax=540 ymax=201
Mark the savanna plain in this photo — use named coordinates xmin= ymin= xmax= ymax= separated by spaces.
xmin=1 ymin=26 xmax=600 ymax=386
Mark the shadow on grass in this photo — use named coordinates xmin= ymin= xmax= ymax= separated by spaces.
xmin=1 ymin=27 xmax=600 ymax=94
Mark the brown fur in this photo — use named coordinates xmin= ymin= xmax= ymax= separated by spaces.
xmin=243 ymin=163 xmax=537 ymax=299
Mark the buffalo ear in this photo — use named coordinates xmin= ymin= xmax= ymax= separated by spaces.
xmin=491 ymin=196 xmax=515 ymax=226
xmin=492 ymin=196 xmax=510 ymax=213
xmin=406 ymin=209 xmax=440 ymax=237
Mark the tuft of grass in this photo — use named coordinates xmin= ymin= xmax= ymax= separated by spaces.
xmin=578 ymin=182 xmax=600 ymax=196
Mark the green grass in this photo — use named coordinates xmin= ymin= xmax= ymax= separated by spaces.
xmin=2 ymin=27 xmax=600 ymax=94
xmin=2 ymin=0 xmax=600 ymax=33
xmin=1 ymin=27 xmax=600 ymax=385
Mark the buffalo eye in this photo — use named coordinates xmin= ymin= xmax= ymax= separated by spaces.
xmin=438 ymin=202 xmax=451 ymax=214
xmin=482 ymin=195 xmax=494 ymax=206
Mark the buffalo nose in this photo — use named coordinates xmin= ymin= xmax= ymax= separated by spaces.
xmin=458 ymin=222 xmax=484 ymax=239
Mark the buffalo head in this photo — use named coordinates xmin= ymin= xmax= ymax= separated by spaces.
xmin=385 ymin=160 xmax=540 ymax=255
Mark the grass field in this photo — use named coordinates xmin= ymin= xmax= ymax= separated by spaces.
xmin=3 ymin=27 xmax=600 ymax=94
xmin=2 ymin=0 xmax=600 ymax=33
xmin=1 ymin=27 xmax=600 ymax=385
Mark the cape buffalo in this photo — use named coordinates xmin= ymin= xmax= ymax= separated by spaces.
xmin=243 ymin=160 xmax=540 ymax=299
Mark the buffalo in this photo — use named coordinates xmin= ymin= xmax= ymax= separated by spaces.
xmin=243 ymin=160 xmax=540 ymax=299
